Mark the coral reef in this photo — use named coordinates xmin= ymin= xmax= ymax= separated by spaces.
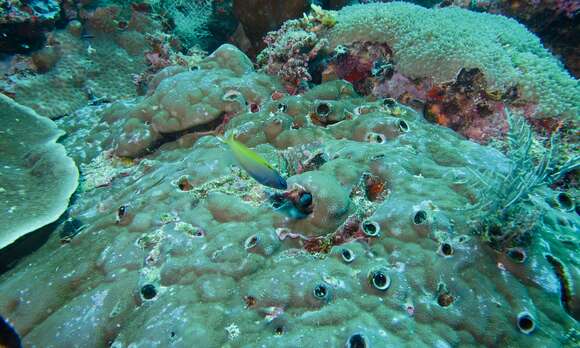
xmin=0 ymin=93 xmax=78 ymax=250
xmin=0 ymin=5 xmax=157 ymax=118
xmin=258 ymin=2 xmax=579 ymax=141
xmin=0 ymin=42 xmax=577 ymax=347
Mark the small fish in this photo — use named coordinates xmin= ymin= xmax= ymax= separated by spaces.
xmin=0 ymin=316 xmax=22 ymax=348
xmin=224 ymin=134 xmax=287 ymax=190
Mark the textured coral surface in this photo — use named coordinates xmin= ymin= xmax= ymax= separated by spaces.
xmin=0 ymin=94 xmax=78 ymax=250
xmin=258 ymin=2 xmax=579 ymax=123
xmin=0 ymin=45 xmax=578 ymax=347
xmin=0 ymin=6 xmax=155 ymax=119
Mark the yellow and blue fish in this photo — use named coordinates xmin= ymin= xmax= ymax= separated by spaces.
xmin=224 ymin=134 xmax=288 ymax=190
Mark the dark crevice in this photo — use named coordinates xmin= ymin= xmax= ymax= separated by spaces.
xmin=545 ymin=254 xmax=578 ymax=320
xmin=139 ymin=112 xmax=228 ymax=157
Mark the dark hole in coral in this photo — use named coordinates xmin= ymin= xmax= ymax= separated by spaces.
xmin=437 ymin=292 xmax=454 ymax=307
xmin=383 ymin=98 xmax=397 ymax=108
xmin=507 ymin=248 xmax=526 ymax=263
xmin=413 ymin=210 xmax=427 ymax=224
xmin=313 ymin=284 xmax=328 ymax=300
xmin=374 ymin=134 xmax=385 ymax=144
xmin=544 ymin=254 xmax=575 ymax=320
xmin=250 ymin=103 xmax=260 ymax=113
xmin=399 ymin=119 xmax=409 ymax=132
xmin=141 ymin=284 xmax=157 ymax=300
xmin=362 ymin=220 xmax=379 ymax=236
xmin=556 ymin=192 xmax=574 ymax=211
xmin=170 ymin=331 xmax=176 ymax=338
xmin=346 ymin=333 xmax=367 ymax=348
xmin=274 ymin=326 xmax=284 ymax=336
xmin=341 ymin=248 xmax=353 ymax=262
xmin=370 ymin=269 xmax=390 ymax=290
xmin=316 ymin=102 xmax=331 ymax=117
xmin=277 ymin=103 xmax=288 ymax=113
xmin=118 ymin=205 xmax=128 ymax=218
xmin=244 ymin=234 xmax=259 ymax=249
xmin=440 ymin=243 xmax=453 ymax=256
xmin=373 ymin=273 xmax=387 ymax=287
xmin=517 ymin=313 xmax=534 ymax=332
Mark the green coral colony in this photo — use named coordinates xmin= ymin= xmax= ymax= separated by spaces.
xmin=0 ymin=1 xmax=578 ymax=347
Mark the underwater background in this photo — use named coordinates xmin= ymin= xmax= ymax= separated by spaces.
xmin=0 ymin=0 xmax=578 ymax=347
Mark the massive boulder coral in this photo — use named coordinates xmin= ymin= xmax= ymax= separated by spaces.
xmin=0 ymin=94 xmax=78 ymax=250
xmin=107 ymin=44 xmax=281 ymax=157
xmin=0 ymin=37 xmax=577 ymax=346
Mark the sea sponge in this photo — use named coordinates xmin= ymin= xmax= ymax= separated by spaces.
xmin=0 ymin=94 xmax=78 ymax=250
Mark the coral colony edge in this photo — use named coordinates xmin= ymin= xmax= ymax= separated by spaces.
xmin=0 ymin=1 xmax=578 ymax=347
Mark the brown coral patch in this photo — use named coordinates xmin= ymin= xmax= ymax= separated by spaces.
xmin=322 ymin=41 xmax=393 ymax=95
xmin=424 ymin=68 xmax=517 ymax=143
xmin=437 ymin=292 xmax=454 ymax=307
